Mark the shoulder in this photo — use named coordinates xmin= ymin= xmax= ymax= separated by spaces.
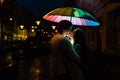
xmin=50 ymin=34 xmax=62 ymax=41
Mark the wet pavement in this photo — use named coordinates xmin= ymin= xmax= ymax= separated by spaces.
xmin=18 ymin=55 xmax=51 ymax=80
xmin=0 ymin=48 xmax=120 ymax=80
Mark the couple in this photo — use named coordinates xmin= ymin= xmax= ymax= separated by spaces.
xmin=50 ymin=20 xmax=86 ymax=80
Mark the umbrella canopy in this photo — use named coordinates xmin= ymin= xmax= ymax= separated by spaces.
xmin=43 ymin=7 xmax=100 ymax=27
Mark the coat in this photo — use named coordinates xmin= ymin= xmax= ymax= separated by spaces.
xmin=50 ymin=33 xmax=83 ymax=80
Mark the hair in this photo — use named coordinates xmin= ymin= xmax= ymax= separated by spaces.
xmin=73 ymin=28 xmax=85 ymax=45
xmin=73 ymin=28 xmax=87 ymax=55
xmin=57 ymin=20 xmax=72 ymax=33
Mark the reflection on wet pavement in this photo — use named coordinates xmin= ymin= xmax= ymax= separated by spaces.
xmin=0 ymin=52 xmax=18 ymax=80
xmin=18 ymin=55 xmax=51 ymax=80
xmin=0 ymin=50 xmax=120 ymax=80
xmin=0 ymin=52 xmax=15 ymax=71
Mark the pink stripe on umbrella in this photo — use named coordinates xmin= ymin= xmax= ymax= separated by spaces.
xmin=76 ymin=18 xmax=82 ymax=25
xmin=55 ymin=15 xmax=62 ymax=22
xmin=49 ymin=15 xmax=58 ymax=21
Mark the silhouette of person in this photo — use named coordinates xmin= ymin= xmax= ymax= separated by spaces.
xmin=50 ymin=20 xmax=83 ymax=80
xmin=73 ymin=28 xmax=86 ymax=56
xmin=73 ymin=28 xmax=87 ymax=78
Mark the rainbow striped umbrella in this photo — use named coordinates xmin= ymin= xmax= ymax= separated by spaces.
xmin=43 ymin=7 xmax=100 ymax=27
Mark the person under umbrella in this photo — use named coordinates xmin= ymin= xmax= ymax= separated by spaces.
xmin=50 ymin=20 xmax=83 ymax=80
xmin=72 ymin=28 xmax=87 ymax=79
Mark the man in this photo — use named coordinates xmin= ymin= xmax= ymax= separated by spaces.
xmin=50 ymin=20 xmax=83 ymax=80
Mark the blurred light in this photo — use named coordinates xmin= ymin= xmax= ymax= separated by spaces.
xmin=9 ymin=18 xmax=13 ymax=21
xmin=36 ymin=69 xmax=40 ymax=73
xmin=0 ymin=0 xmax=4 ymax=5
xmin=55 ymin=30 xmax=57 ymax=33
xmin=46 ymin=32 xmax=48 ymax=34
xmin=8 ymin=64 xmax=13 ymax=67
xmin=35 ymin=26 xmax=37 ymax=28
xmin=31 ymin=29 xmax=35 ymax=32
xmin=36 ymin=21 xmax=40 ymax=25
xmin=4 ymin=35 xmax=7 ymax=40
xmin=7 ymin=56 xmax=12 ymax=59
xmin=52 ymin=25 xmax=56 ymax=30
xmin=25 ymin=35 xmax=27 ymax=38
xmin=31 ymin=26 xmax=34 ymax=28
xmin=20 ymin=25 xmax=24 ymax=30
xmin=13 ymin=33 xmax=17 ymax=37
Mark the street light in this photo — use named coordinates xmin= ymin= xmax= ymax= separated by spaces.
xmin=36 ymin=21 xmax=40 ymax=26
xmin=9 ymin=17 xmax=17 ymax=36
xmin=30 ymin=26 xmax=35 ymax=36
xmin=19 ymin=25 xmax=24 ymax=40
xmin=9 ymin=18 xmax=12 ymax=21
xmin=52 ymin=25 xmax=56 ymax=30
xmin=52 ymin=25 xmax=56 ymax=35
xmin=35 ymin=20 xmax=40 ymax=36
xmin=20 ymin=25 xmax=24 ymax=30
xmin=35 ymin=20 xmax=40 ymax=30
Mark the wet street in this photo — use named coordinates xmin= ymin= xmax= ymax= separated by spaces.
xmin=0 ymin=47 xmax=120 ymax=80
xmin=0 ymin=47 xmax=51 ymax=80
xmin=18 ymin=54 xmax=51 ymax=80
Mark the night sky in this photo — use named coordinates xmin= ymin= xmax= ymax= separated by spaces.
xmin=16 ymin=0 xmax=66 ymax=20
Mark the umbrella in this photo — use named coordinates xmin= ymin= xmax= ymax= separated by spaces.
xmin=43 ymin=7 xmax=100 ymax=27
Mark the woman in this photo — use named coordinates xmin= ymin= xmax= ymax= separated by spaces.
xmin=73 ymin=28 xmax=86 ymax=56
xmin=73 ymin=28 xmax=87 ymax=79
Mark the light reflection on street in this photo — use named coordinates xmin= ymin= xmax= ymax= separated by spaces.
xmin=0 ymin=52 xmax=15 ymax=71
xmin=1 ymin=47 xmax=120 ymax=80
xmin=18 ymin=55 xmax=51 ymax=80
